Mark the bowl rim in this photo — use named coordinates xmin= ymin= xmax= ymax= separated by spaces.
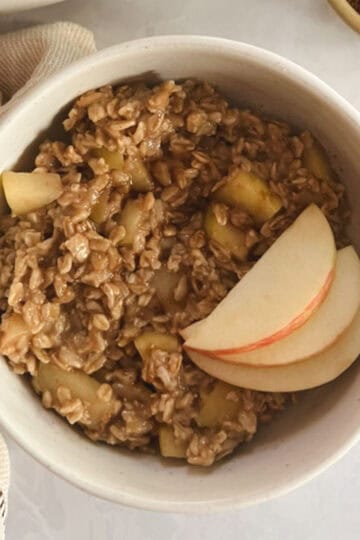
xmin=329 ymin=0 xmax=360 ymax=33
xmin=0 ymin=0 xmax=64 ymax=13
xmin=1 ymin=35 xmax=360 ymax=512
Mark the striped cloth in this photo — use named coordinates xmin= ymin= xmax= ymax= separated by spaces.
xmin=0 ymin=22 xmax=96 ymax=538
xmin=0 ymin=435 xmax=9 ymax=540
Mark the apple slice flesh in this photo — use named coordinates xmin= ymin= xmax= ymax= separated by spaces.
xmin=188 ymin=307 xmax=360 ymax=392
xmin=2 ymin=171 xmax=62 ymax=215
xmin=215 ymin=246 xmax=360 ymax=366
xmin=183 ymin=205 xmax=336 ymax=354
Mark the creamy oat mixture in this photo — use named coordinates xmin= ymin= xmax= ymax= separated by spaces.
xmin=0 ymin=80 xmax=348 ymax=465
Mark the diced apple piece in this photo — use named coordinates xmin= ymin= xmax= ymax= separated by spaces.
xmin=159 ymin=426 xmax=187 ymax=458
xmin=303 ymin=139 xmax=334 ymax=183
xmin=152 ymin=267 xmax=184 ymax=313
xmin=217 ymin=247 xmax=360 ymax=366
xmin=204 ymin=206 xmax=248 ymax=261
xmin=118 ymin=199 xmax=144 ymax=247
xmin=93 ymin=147 xmax=124 ymax=170
xmin=0 ymin=313 xmax=30 ymax=349
xmin=182 ymin=205 xmax=336 ymax=355
xmin=198 ymin=381 xmax=240 ymax=427
xmin=90 ymin=189 xmax=110 ymax=224
xmin=93 ymin=149 xmax=153 ymax=192
xmin=188 ymin=307 xmax=360 ymax=392
xmin=152 ymin=160 xmax=172 ymax=186
xmin=33 ymin=363 xmax=118 ymax=430
xmin=124 ymin=157 xmax=153 ymax=192
xmin=0 ymin=174 xmax=8 ymax=216
xmin=2 ymin=171 xmax=62 ymax=215
xmin=135 ymin=331 xmax=179 ymax=362
xmin=213 ymin=168 xmax=282 ymax=225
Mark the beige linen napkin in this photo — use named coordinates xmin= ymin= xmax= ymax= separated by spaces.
xmin=0 ymin=21 xmax=96 ymax=539
xmin=0 ymin=21 xmax=96 ymax=110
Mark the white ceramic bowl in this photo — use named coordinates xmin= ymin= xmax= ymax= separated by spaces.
xmin=1 ymin=36 xmax=360 ymax=513
xmin=0 ymin=0 xmax=64 ymax=12
xmin=329 ymin=0 xmax=360 ymax=33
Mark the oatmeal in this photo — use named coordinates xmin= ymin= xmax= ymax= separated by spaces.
xmin=0 ymin=80 xmax=348 ymax=465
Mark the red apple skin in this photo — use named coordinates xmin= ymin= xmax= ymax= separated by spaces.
xmin=187 ymin=307 xmax=360 ymax=393
xmin=184 ymin=268 xmax=334 ymax=357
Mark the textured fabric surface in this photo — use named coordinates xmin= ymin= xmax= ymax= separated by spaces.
xmin=0 ymin=436 xmax=9 ymax=540
xmin=0 ymin=21 xmax=96 ymax=112
xmin=0 ymin=21 xmax=96 ymax=537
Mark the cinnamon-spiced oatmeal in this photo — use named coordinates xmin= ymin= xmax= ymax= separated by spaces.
xmin=0 ymin=80 xmax=348 ymax=465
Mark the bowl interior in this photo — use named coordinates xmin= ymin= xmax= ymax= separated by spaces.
xmin=1 ymin=37 xmax=360 ymax=511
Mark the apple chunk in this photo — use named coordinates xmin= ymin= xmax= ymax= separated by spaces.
xmin=124 ymin=157 xmax=153 ymax=192
xmin=212 ymin=168 xmax=282 ymax=225
xmin=0 ymin=174 xmax=8 ymax=216
xmin=93 ymin=147 xmax=124 ymax=170
xmin=93 ymin=149 xmax=153 ymax=192
xmin=90 ymin=189 xmax=110 ymax=224
xmin=2 ymin=171 xmax=62 ymax=215
xmin=0 ymin=313 xmax=30 ymax=349
xmin=303 ymin=139 xmax=334 ymax=183
xmin=118 ymin=198 xmax=145 ymax=248
xmin=188 ymin=307 xmax=360 ymax=392
xmin=216 ymin=246 xmax=360 ymax=366
xmin=182 ymin=205 xmax=336 ymax=355
xmin=159 ymin=426 xmax=187 ymax=458
xmin=152 ymin=267 xmax=184 ymax=313
xmin=204 ymin=206 xmax=248 ymax=261
xmin=33 ymin=363 xmax=119 ymax=430
xmin=198 ymin=381 xmax=240 ymax=427
xmin=135 ymin=331 xmax=180 ymax=361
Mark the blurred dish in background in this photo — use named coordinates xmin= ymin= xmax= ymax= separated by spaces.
xmin=0 ymin=0 xmax=64 ymax=12
xmin=329 ymin=0 xmax=360 ymax=33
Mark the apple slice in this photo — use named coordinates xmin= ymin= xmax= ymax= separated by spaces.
xmin=215 ymin=246 xmax=360 ymax=366
xmin=2 ymin=171 xmax=63 ymax=215
xmin=183 ymin=205 xmax=336 ymax=354
xmin=188 ymin=307 xmax=360 ymax=392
